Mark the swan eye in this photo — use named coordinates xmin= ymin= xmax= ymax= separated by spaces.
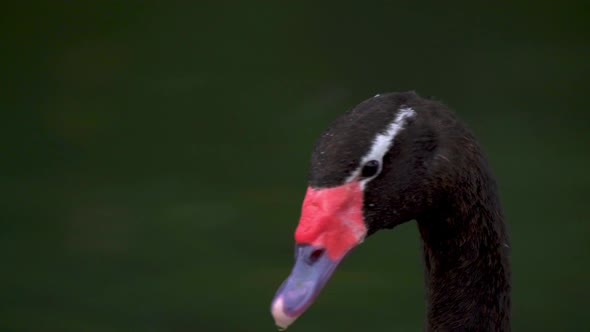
xmin=361 ymin=160 xmax=380 ymax=178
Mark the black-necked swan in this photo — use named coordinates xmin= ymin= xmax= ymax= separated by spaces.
xmin=270 ymin=91 xmax=511 ymax=331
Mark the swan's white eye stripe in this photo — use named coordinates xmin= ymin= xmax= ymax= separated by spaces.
xmin=361 ymin=107 xmax=416 ymax=164
xmin=346 ymin=107 xmax=416 ymax=183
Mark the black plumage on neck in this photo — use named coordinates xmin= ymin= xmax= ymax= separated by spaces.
xmin=418 ymin=152 xmax=511 ymax=331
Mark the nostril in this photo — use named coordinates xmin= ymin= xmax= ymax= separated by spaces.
xmin=307 ymin=249 xmax=325 ymax=264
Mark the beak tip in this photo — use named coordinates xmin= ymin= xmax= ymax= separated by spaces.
xmin=271 ymin=296 xmax=297 ymax=330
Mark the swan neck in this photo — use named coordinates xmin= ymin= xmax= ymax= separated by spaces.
xmin=417 ymin=192 xmax=511 ymax=331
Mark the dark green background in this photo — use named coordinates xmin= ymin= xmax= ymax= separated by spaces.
xmin=2 ymin=2 xmax=589 ymax=331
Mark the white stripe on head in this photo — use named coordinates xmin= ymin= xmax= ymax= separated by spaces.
xmin=347 ymin=107 xmax=416 ymax=188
